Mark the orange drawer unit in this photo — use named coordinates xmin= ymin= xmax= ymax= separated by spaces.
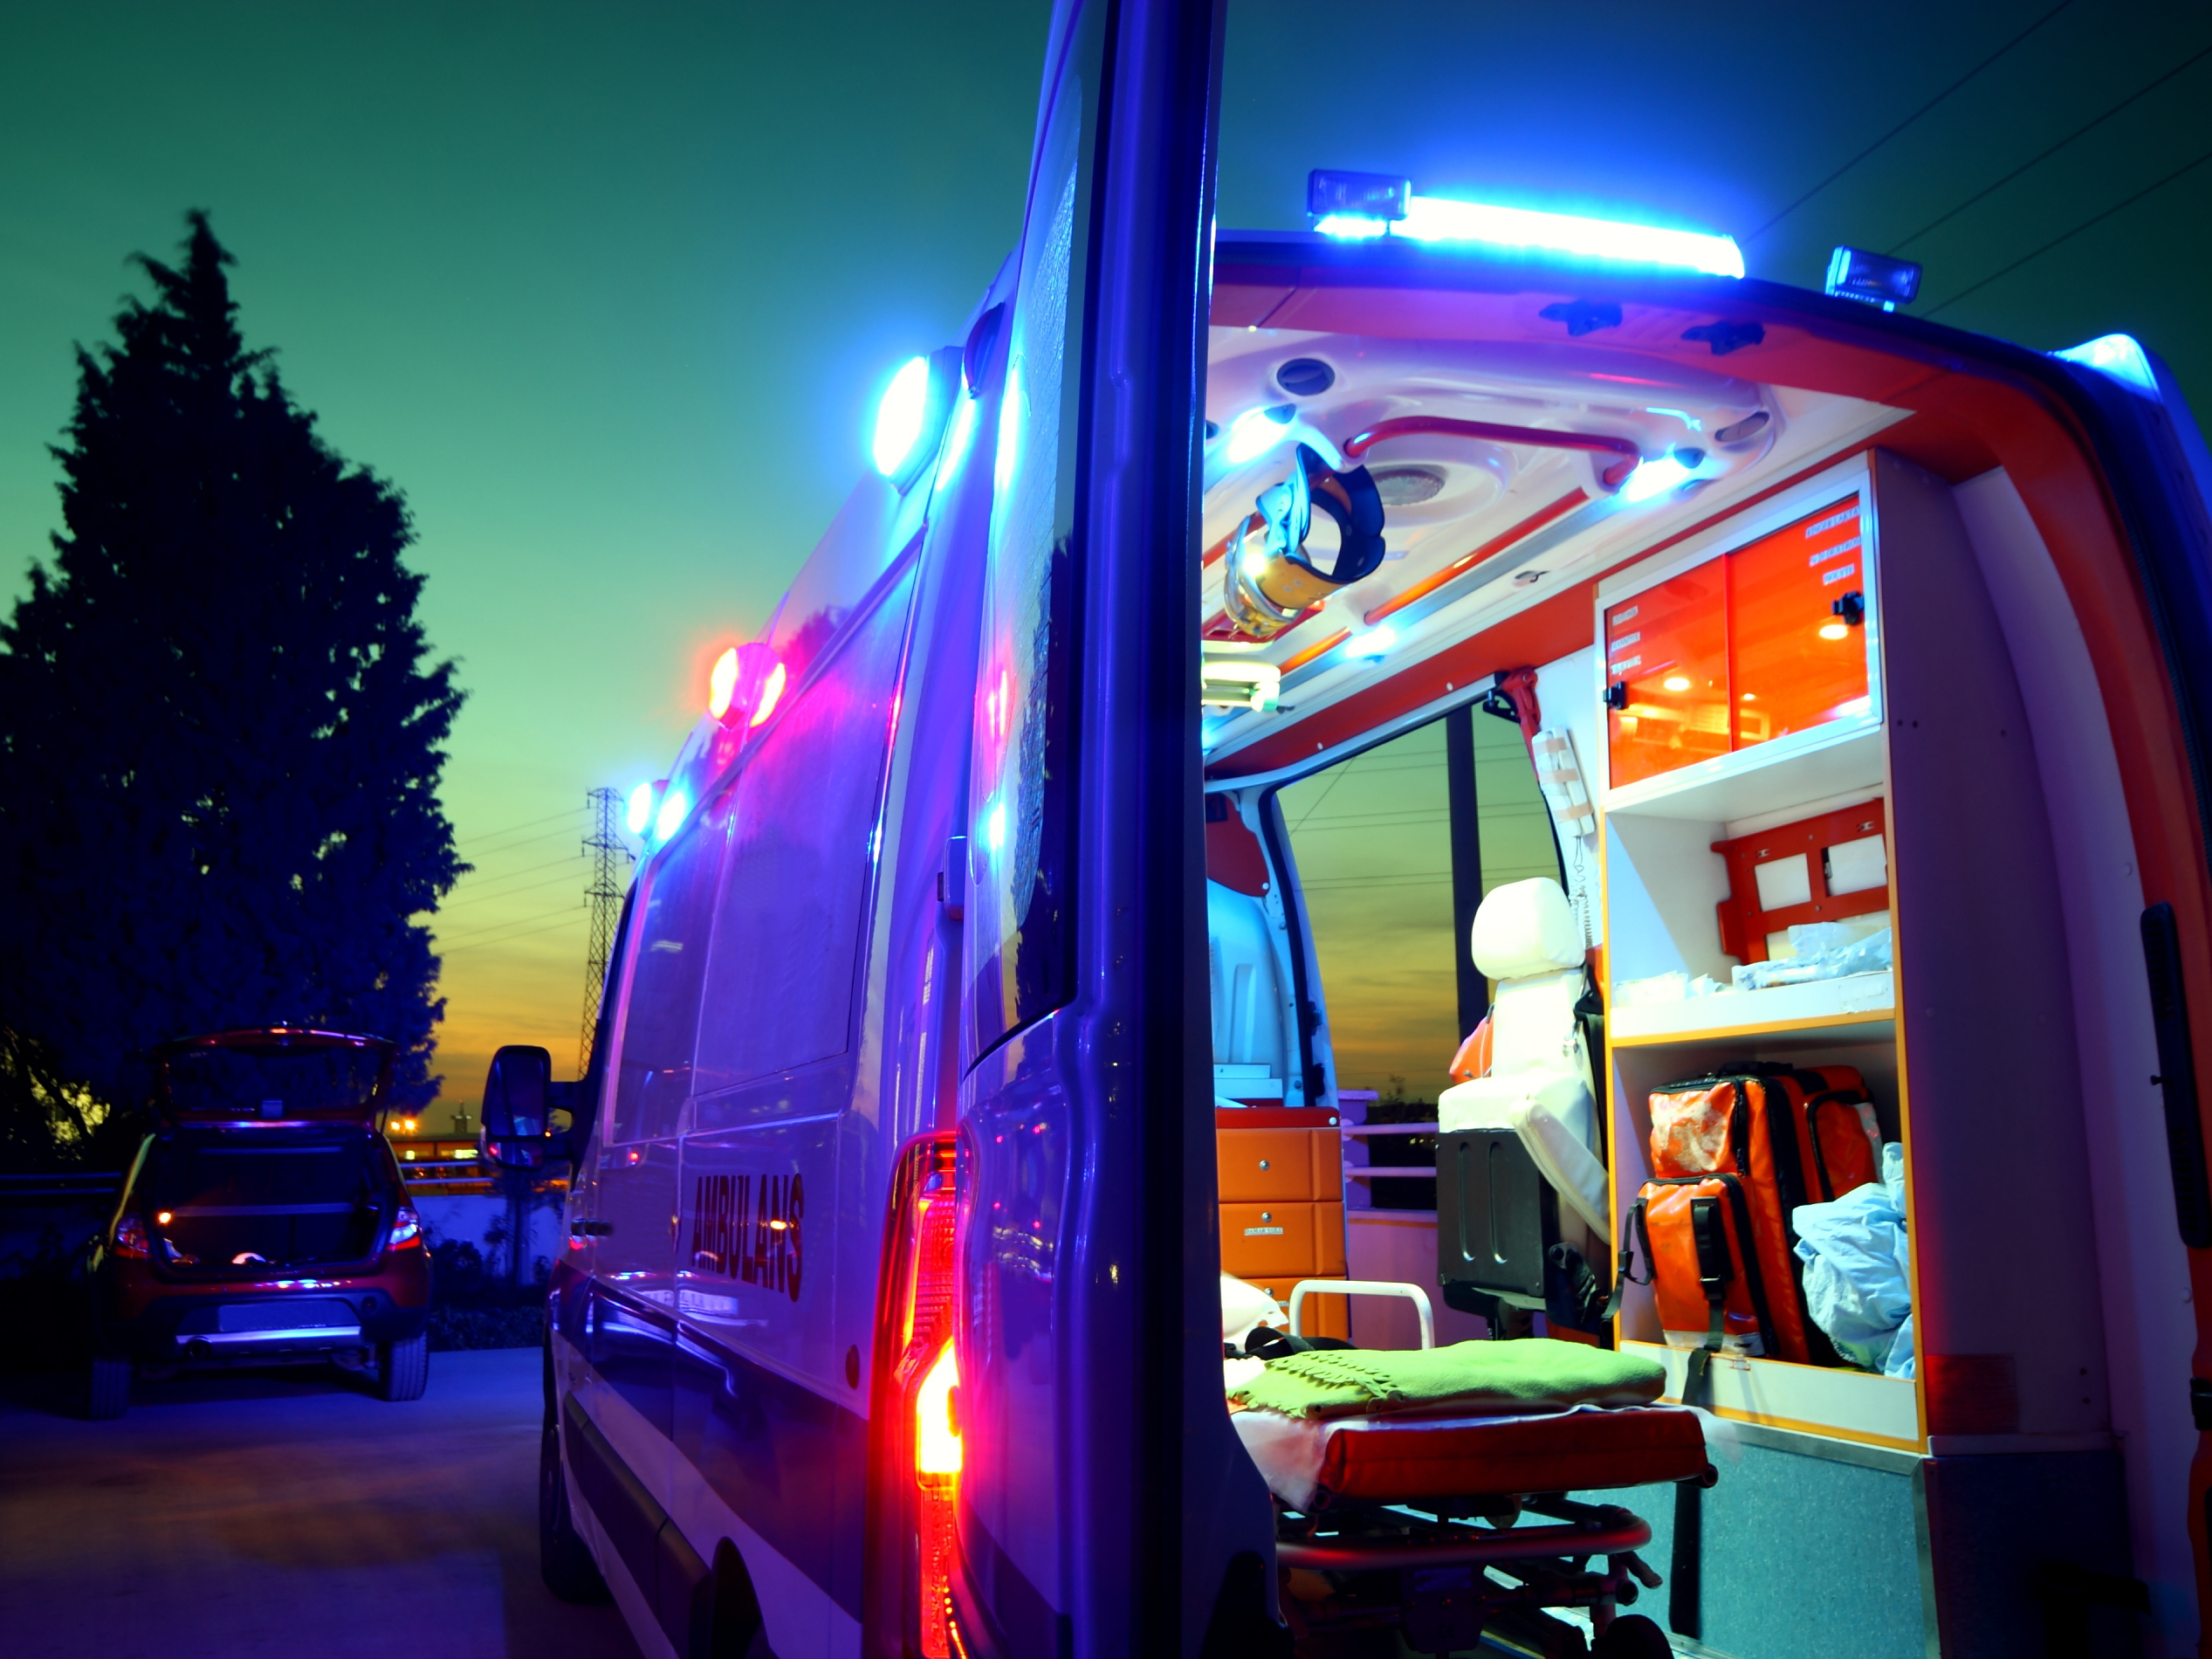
xmin=1218 ymin=1126 xmax=1320 ymax=1203
xmin=1216 ymin=1106 xmax=1345 ymax=1302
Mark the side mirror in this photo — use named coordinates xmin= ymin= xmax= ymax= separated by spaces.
xmin=481 ymin=1045 xmax=555 ymax=1167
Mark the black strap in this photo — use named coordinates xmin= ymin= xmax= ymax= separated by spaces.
xmin=1602 ymin=1199 xmax=1652 ymax=1323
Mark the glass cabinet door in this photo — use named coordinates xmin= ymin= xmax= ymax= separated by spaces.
xmin=1604 ymin=560 xmax=1730 ymax=788
xmin=1728 ymin=493 xmax=1872 ymax=749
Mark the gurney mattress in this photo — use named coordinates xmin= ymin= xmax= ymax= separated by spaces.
xmin=1235 ymin=1403 xmax=1707 ymax=1510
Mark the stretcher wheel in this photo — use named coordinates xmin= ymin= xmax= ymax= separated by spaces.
xmin=1591 ymin=1613 xmax=1671 ymax=1658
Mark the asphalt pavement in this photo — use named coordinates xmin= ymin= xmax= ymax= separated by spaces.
xmin=0 ymin=1347 xmax=640 ymax=1659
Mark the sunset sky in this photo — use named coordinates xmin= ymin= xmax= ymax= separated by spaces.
xmin=4 ymin=1 xmax=2207 ymax=1119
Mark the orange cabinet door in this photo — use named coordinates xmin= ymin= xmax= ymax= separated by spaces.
xmin=1218 ymin=1127 xmax=1317 ymax=1202
xmin=1728 ymin=492 xmax=1872 ymax=747
xmin=1220 ymin=1201 xmax=1320 ymax=1280
xmin=1604 ymin=560 xmax=1729 ymax=788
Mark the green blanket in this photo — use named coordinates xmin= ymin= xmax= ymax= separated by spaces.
xmin=1231 ymin=1339 xmax=1666 ymax=1421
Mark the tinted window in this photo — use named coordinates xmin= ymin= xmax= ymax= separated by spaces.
xmin=1279 ymin=713 xmax=1556 ymax=1102
xmin=966 ymin=27 xmax=1098 ymax=1053
xmin=162 ymin=1045 xmax=385 ymax=1115
xmin=691 ymin=568 xmax=915 ymax=1095
xmin=608 ymin=789 xmax=732 ymax=1142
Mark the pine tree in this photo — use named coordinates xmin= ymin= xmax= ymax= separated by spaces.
xmin=0 ymin=213 xmax=465 ymax=1119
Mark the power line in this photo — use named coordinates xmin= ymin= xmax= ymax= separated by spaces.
xmin=441 ymin=850 xmax=587 ymax=902
xmin=1891 ymin=42 xmax=2212 ymax=252
xmin=438 ymin=916 xmax=591 ymax=956
xmin=437 ymin=869 xmax=592 ymax=912
xmin=431 ymin=900 xmax=587 ymax=949
xmin=455 ymin=805 xmax=590 ymax=849
xmin=1926 ymin=142 xmax=2212 ymax=315
xmin=1748 ymin=0 xmax=2079 ymax=243
xmin=580 ymin=787 xmax=634 ymax=1077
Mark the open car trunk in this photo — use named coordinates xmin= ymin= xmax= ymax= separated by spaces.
xmin=145 ymin=1132 xmax=388 ymax=1273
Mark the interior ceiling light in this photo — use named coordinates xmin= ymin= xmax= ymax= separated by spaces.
xmin=1618 ymin=448 xmax=1707 ymax=503
xmin=1221 ymin=404 xmax=1298 ymax=465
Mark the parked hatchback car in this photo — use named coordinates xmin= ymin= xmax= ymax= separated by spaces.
xmin=84 ymin=1026 xmax=432 ymax=1418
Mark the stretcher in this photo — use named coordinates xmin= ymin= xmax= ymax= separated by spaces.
xmin=1231 ymin=1281 xmax=1714 ymax=1658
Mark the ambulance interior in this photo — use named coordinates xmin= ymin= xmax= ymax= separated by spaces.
xmin=1191 ymin=284 xmax=2182 ymax=1595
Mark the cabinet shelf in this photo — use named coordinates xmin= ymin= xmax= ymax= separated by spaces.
xmin=1609 ymin=971 xmax=1893 ymax=1047
xmin=1625 ymin=1339 xmax=1920 ymax=1452
xmin=1342 ymin=1122 xmax=1439 ymax=1136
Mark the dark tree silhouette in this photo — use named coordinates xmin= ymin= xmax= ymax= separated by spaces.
xmin=0 ymin=213 xmax=465 ymax=1122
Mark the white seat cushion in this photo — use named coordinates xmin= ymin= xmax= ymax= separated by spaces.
xmin=1471 ymin=878 xmax=1583 ymax=982
xmin=1438 ymin=1072 xmax=1610 ymax=1242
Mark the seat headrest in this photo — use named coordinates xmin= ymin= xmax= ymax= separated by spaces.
xmin=1472 ymin=878 xmax=1583 ymax=981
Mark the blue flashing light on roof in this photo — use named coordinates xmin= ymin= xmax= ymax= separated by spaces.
xmin=1314 ymin=214 xmax=1391 ymax=240
xmin=1309 ymin=169 xmax=1410 ymax=224
xmin=873 ymin=356 xmax=932 ymax=478
xmin=1355 ymin=625 xmax=1398 ymax=659
xmin=1392 ymin=197 xmax=1744 ymax=278
xmin=624 ymin=782 xmax=657 ymax=837
xmin=1308 ymin=171 xmax=1744 ymax=279
xmin=653 ymin=787 xmax=690 ymax=843
xmin=1825 ymin=245 xmax=1921 ymax=312
xmin=2056 ymin=334 xmax=2159 ymax=396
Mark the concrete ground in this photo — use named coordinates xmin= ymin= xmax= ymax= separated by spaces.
xmin=0 ymin=1347 xmax=640 ymax=1659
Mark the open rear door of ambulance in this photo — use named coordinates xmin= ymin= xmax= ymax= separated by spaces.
xmin=945 ymin=2 xmax=1279 ymax=1656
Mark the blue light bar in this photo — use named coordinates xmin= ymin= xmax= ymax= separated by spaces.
xmin=2055 ymin=334 xmax=2158 ymax=396
xmin=1319 ymin=193 xmax=1744 ymax=279
xmin=1308 ymin=169 xmax=1409 ymax=223
xmin=1824 ymin=245 xmax=1921 ymax=311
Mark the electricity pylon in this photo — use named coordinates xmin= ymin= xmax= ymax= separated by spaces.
xmin=579 ymin=787 xmax=633 ymax=1077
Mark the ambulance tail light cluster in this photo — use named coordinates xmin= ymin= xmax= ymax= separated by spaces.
xmin=868 ymin=1133 xmax=964 ymax=1657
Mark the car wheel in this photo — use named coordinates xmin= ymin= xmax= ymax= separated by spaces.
xmin=85 ymin=1357 xmax=131 ymax=1421
xmin=1592 ymin=1613 xmax=1673 ymax=1658
xmin=375 ymin=1332 xmax=429 ymax=1401
xmin=540 ymin=1419 xmax=610 ymax=1602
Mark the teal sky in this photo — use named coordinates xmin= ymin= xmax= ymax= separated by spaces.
xmin=5 ymin=2 xmax=2208 ymax=1115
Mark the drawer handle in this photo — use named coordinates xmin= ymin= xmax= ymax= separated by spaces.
xmin=1258 ymin=1160 xmax=1271 ymax=1171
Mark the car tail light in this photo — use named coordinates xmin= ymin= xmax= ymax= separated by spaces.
xmin=867 ymin=1133 xmax=963 ymax=1658
xmin=112 ymin=1212 xmax=149 ymax=1260
xmin=386 ymin=1204 xmax=423 ymax=1250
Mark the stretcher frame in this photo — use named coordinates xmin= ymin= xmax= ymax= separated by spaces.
xmin=1266 ymin=1281 xmax=1711 ymax=1656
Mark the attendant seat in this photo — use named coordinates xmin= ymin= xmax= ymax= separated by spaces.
xmin=1435 ymin=878 xmax=1612 ymax=1332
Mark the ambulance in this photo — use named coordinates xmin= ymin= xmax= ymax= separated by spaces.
xmin=477 ymin=3 xmax=2212 ymax=1654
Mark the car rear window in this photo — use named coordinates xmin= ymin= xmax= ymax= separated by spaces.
xmin=162 ymin=1045 xmax=385 ymax=1117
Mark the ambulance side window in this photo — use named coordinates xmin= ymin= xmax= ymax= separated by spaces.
xmin=608 ymin=788 xmax=732 ymax=1143
xmin=690 ymin=567 xmax=916 ymax=1097
xmin=964 ymin=17 xmax=1100 ymax=1056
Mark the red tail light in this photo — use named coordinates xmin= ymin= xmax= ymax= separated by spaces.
xmin=386 ymin=1204 xmax=423 ymax=1250
xmin=112 ymin=1213 xmax=149 ymax=1260
xmin=866 ymin=1133 xmax=963 ymax=1658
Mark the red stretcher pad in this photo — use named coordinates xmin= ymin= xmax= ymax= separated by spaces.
xmin=1312 ymin=1405 xmax=1707 ymax=1504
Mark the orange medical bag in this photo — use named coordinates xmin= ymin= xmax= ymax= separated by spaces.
xmin=1629 ymin=1064 xmax=1879 ymax=1364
